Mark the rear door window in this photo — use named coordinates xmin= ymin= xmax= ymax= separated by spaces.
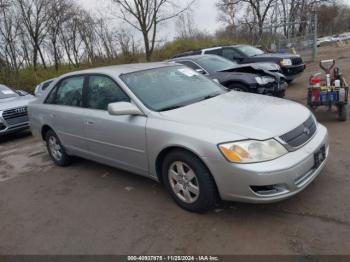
xmin=47 ymin=76 xmax=85 ymax=107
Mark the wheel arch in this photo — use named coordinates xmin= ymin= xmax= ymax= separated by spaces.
xmin=41 ymin=124 xmax=54 ymax=140
xmin=155 ymin=146 xmax=219 ymax=193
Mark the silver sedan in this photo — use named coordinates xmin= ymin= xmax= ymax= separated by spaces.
xmin=28 ymin=63 xmax=329 ymax=213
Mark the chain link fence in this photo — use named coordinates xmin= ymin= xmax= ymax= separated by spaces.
xmin=258 ymin=14 xmax=317 ymax=63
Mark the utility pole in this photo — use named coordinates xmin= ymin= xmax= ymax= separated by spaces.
xmin=312 ymin=11 xmax=318 ymax=63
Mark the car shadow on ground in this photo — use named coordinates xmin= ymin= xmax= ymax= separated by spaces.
xmin=69 ymin=156 xmax=309 ymax=217
xmin=0 ymin=130 xmax=32 ymax=144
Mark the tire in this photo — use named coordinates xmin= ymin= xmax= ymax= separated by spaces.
xmin=286 ymin=79 xmax=294 ymax=84
xmin=228 ymin=83 xmax=249 ymax=92
xmin=338 ymin=104 xmax=347 ymax=121
xmin=277 ymin=90 xmax=286 ymax=98
xmin=45 ymin=129 xmax=72 ymax=166
xmin=162 ymin=150 xmax=218 ymax=213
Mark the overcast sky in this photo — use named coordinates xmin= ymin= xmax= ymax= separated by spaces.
xmin=74 ymin=0 xmax=350 ymax=41
xmin=74 ymin=0 xmax=220 ymax=41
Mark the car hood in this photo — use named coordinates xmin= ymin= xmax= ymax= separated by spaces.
xmin=255 ymin=53 xmax=299 ymax=59
xmin=219 ymin=65 xmax=283 ymax=80
xmin=237 ymin=62 xmax=280 ymax=72
xmin=159 ymin=92 xmax=310 ymax=140
xmin=0 ymin=95 xmax=35 ymax=111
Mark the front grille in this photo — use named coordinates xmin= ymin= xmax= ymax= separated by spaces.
xmin=292 ymin=57 xmax=303 ymax=66
xmin=280 ymin=115 xmax=317 ymax=148
xmin=3 ymin=106 xmax=28 ymax=126
xmin=0 ymin=122 xmax=6 ymax=131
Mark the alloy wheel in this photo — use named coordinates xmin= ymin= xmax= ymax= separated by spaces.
xmin=168 ymin=161 xmax=200 ymax=204
xmin=48 ymin=136 xmax=63 ymax=161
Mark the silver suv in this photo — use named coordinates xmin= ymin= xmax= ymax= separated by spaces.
xmin=28 ymin=63 xmax=329 ymax=213
xmin=0 ymin=84 xmax=35 ymax=136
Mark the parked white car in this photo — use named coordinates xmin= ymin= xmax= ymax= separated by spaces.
xmin=34 ymin=79 xmax=55 ymax=97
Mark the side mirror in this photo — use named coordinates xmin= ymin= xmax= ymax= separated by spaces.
xmin=195 ymin=68 xmax=206 ymax=74
xmin=108 ymin=102 xmax=144 ymax=116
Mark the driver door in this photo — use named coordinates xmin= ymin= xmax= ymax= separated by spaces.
xmin=83 ymin=74 xmax=149 ymax=176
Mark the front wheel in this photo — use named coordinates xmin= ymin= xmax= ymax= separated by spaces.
xmin=338 ymin=104 xmax=347 ymax=121
xmin=162 ymin=150 xmax=218 ymax=213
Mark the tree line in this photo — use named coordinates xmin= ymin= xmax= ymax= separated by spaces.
xmin=216 ymin=0 xmax=350 ymax=44
xmin=0 ymin=0 xmax=350 ymax=80
xmin=0 ymin=0 xmax=193 ymax=73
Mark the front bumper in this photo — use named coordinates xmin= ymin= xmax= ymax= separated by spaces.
xmin=0 ymin=112 xmax=30 ymax=136
xmin=257 ymin=81 xmax=288 ymax=97
xmin=202 ymin=124 xmax=329 ymax=203
xmin=282 ymin=64 xmax=306 ymax=80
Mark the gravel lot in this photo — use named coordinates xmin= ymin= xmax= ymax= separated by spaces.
xmin=1 ymin=45 xmax=350 ymax=255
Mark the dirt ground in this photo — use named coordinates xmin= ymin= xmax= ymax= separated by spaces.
xmin=1 ymin=45 xmax=350 ymax=255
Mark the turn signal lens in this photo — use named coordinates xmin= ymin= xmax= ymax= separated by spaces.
xmin=219 ymin=139 xmax=288 ymax=163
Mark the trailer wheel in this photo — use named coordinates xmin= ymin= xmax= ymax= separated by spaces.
xmin=338 ymin=104 xmax=347 ymax=121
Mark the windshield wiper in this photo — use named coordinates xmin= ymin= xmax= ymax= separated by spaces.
xmin=159 ymin=105 xmax=183 ymax=112
xmin=160 ymin=93 xmax=221 ymax=111
xmin=202 ymin=93 xmax=221 ymax=101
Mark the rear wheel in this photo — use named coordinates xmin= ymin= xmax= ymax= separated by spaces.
xmin=338 ymin=104 xmax=347 ymax=121
xmin=45 ymin=130 xmax=72 ymax=166
xmin=162 ymin=150 xmax=218 ymax=213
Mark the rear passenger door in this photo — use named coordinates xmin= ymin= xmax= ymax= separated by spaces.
xmin=44 ymin=75 xmax=88 ymax=154
xmin=83 ymin=75 xmax=148 ymax=175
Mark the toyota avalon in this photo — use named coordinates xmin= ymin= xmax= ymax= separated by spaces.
xmin=28 ymin=63 xmax=329 ymax=213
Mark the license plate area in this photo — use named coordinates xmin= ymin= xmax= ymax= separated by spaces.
xmin=314 ymin=145 xmax=326 ymax=169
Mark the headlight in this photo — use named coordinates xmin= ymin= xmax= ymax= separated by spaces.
xmin=275 ymin=64 xmax=281 ymax=71
xmin=218 ymin=139 xmax=288 ymax=163
xmin=280 ymin=59 xmax=292 ymax=66
xmin=255 ymin=76 xmax=275 ymax=85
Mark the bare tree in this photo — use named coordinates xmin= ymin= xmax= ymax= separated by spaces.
xmin=113 ymin=0 xmax=195 ymax=61
xmin=219 ymin=0 xmax=276 ymax=38
xmin=0 ymin=5 xmax=23 ymax=70
xmin=47 ymin=0 xmax=73 ymax=71
xmin=175 ymin=9 xmax=199 ymax=39
xmin=0 ymin=0 xmax=10 ymax=9
xmin=95 ymin=18 xmax=118 ymax=60
xmin=15 ymin=0 xmax=51 ymax=70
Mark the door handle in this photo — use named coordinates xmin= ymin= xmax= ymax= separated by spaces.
xmin=85 ymin=120 xmax=94 ymax=125
xmin=50 ymin=113 xmax=56 ymax=118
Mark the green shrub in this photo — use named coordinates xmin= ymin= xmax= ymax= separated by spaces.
xmin=0 ymin=37 xmax=245 ymax=93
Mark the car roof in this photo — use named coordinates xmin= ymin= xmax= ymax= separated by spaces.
xmin=60 ymin=62 xmax=176 ymax=79
xmin=172 ymin=45 xmax=248 ymax=58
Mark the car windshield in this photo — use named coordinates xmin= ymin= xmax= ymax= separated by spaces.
xmin=0 ymin=85 xmax=19 ymax=99
xmin=120 ymin=65 xmax=226 ymax=111
xmin=195 ymin=56 xmax=237 ymax=73
xmin=236 ymin=46 xmax=265 ymax=57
